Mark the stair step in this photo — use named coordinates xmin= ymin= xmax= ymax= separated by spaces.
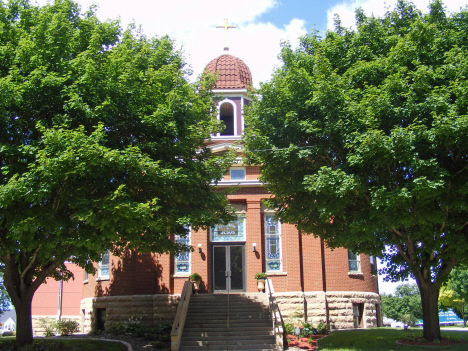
xmin=180 ymin=294 xmax=275 ymax=350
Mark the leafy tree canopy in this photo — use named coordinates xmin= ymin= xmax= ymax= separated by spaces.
xmin=439 ymin=267 xmax=468 ymax=325
xmin=381 ymin=283 xmax=422 ymax=322
xmin=0 ymin=0 xmax=232 ymax=344
xmin=245 ymin=0 xmax=468 ymax=341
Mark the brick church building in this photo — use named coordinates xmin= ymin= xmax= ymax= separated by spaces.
xmin=32 ymin=52 xmax=382 ymax=335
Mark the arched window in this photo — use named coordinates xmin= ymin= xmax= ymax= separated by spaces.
xmin=220 ymin=102 xmax=234 ymax=136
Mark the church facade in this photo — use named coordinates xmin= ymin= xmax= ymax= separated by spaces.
xmin=32 ymin=53 xmax=382 ymax=335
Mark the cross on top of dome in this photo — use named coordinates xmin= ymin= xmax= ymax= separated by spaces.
xmin=216 ymin=18 xmax=236 ymax=52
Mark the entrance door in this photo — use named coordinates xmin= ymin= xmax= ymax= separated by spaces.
xmin=213 ymin=245 xmax=245 ymax=293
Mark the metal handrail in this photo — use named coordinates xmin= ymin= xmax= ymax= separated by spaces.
xmin=266 ymin=278 xmax=286 ymax=350
xmin=171 ymin=278 xmax=193 ymax=351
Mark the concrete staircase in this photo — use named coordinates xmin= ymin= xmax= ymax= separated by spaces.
xmin=179 ymin=294 xmax=277 ymax=351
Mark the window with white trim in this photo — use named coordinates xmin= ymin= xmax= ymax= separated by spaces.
xmin=265 ymin=215 xmax=282 ymax=272
xmin=98 ymin=250 xmax=110 ymax=279
xmin=175 ymin=227 xmax=191 ymax=274
xmin=211 ymin=215 xmax=245 ymax=242
xmin=220 ymin=102 xmax=234 ymax=136
xmin=230 ymin=167 xmax=245 ymax=180
xmin=348 ymin=251 xmax=361 ymax=272
xmin=370 ymin=255 xmax=376 ymax=273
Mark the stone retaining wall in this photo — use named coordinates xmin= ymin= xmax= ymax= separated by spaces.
xmin=32 ymin=316 xmax=81 ymax=336
xmin=275 ymin=291 xmax=381 ymax=330
xmin=80 ymin=294 xmax=180 ymax=333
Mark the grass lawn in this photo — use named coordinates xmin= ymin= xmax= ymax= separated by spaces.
xmin=318 ymin=328 xmax=468 ymax=351
xmin=0 ymin=338 xmax=127 ymax=351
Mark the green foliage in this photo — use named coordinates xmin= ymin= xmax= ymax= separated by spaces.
xmin=37 ymin=319 xmax=55 ymax=337
xmin=245 ymin=0 xmax=468 ymax=341
xmin=106 ymin=322 xmax=125 ymax=335
xmin=38 ymin=318 xmax=79 ymax=337
xmin=440 ymin=267 xmax=468 ymax=324
xmin=316 ymin=322 xmax=329 ymax=335
xmin=189 ymin=273 xmax=201 ymax=281
xmin=254 ymin=272 xmax=266 ymax=279
xmin=301 ymin=322 xmax=315 ymax=336
xmin=0 ymin=0 xmax=233 ymax=344
xmin=381 ymin=283 xmax=422 ymax=322
xmin=54 ymin=320 xmax=79 ymax=336
xmin=283 ymin=322 xmax=294 ymax=335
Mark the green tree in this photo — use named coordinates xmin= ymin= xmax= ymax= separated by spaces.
xmin=0 ymin=0 xmax=232 ymax=344
xmin=245 ymin=0 xmax=468 ymax=341
xmin=381 ymin=283 xmax=422 ymax=323
xmin=439 ymin=268 xmax=468 ymax=326
xmin=0 ymin=270 xmax=11 ymax=314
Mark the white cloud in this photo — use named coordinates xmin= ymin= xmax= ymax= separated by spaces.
xmin=327 ymin=0 xmax=468 ymax=31
xmin=36 ymin=0 xmax=306 ymax=87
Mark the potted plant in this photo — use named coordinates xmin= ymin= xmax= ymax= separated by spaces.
xmin=190 ymin=273 xmax=202 ymax=293
xmin=255 ymin=272 xmax=267 ymax=292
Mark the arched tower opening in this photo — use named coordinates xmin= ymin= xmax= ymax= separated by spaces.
xmin=220 ymin=102 xmax=234 ymax=136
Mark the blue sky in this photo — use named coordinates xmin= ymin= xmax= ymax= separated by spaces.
xmin=36 ymin=0 xmax=468 ymax=89
xmin=36 ymin=0 xmax=466 ymax=294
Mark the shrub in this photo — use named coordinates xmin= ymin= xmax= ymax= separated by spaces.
xmin=301 ymin=322 xmax=316 ymax=336
xmin=283 ymin=322 xmax=294 ymax=335
xmin=37 ymin=318 xmax=55 ymax=337
xmin=55 ymin=320 xmax=79 ymax=336
xmin=316 ymin=322 xmax=329 ymax=335
xmin=254 ymin=272 xmax=266 ymax=280
xmin=189 ymin=273 xmax=201 ymax=281
xmin=124 ymin=323 xmax=149 ymax=337
xmin=107 ymin=322 xmax=125 ymax=335
xmin=1 ymin=331 xmax=15 ymax=337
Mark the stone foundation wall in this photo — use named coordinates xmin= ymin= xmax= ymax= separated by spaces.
xmin=80 ymin=294 xmax=180 ymax=333
xmin=32 ymin=316 xmax=81 ymax=336
xmin=274 ymin=291 xmax=381 ymax=330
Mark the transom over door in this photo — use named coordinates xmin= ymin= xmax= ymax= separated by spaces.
xmin=213 ymin=245 xmax=245 ymax=293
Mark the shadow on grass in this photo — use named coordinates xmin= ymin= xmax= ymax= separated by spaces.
xmin=318 ymin=328 xmax=468 ymax=351
xmin=0 ymin=338 xmax=127 ymax=351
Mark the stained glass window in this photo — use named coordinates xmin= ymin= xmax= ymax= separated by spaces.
xmin=211 ymin=215 xmax=245 ymax=242
xmin=175 ymin=227 xmax=191 ymax=274
xmin=98 ymin=250 xmax=109 ymax=278
xmin=348 ymin=251 xmax=360 ymax=272
xmin=265 ymin=215 xmax=282 ymax=272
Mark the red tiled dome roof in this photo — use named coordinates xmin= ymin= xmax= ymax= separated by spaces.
xmin=204 ymin=54 xmax=253 ymax=89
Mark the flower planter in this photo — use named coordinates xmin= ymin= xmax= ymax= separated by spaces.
xmin=256 ymin=278 xmax=265 ymax=292
xmin=191 ymin=279 xmax=201 ymax=293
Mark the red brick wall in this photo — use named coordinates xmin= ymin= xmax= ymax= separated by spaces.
xmin=323 ymin=246 xmax=378 ymax=292
xmin=78 ymin=166 xmax=378 ymax=299
xmin=82 ymin=251 xmax=171 ymax=299
xmin=32 ymin=263 xmax=84 ymax=317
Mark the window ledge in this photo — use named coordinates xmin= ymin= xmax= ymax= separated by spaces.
xmin=172 ymin=274 xmax=190 ymax=278
xmin=348 ymin=272 xmax=363 ymax=276
xmin=266 ymin=272 xmax=287 ymax=276
xmin=96 ymin=277 xmax=109 ymax=282
xmin=83 ymin=280 xmax=88 ymax=284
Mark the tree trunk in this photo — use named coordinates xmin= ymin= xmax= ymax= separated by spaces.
xmin=13 ymin=297 xmax=34 ymax=345
xmin=418 ymin=282 xmax=441 ymax=341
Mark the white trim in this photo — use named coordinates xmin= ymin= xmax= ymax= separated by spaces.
xmin=230 ymin=167 xmax=246 ymax=181
xmin=212 ymin=89 xmax=248 ymax=94
xmin=207 ymin=142 xmax=243 ymax=153
xmin=98 ymin=250 xmax=110 ymax=279
xmin=241 ymin=96 xmax=245 ymax=134
xmin=211 ymin=135 xmax=242 ymax=141
xmin=265 ymin=214 xmax=283 ymax=273
xmin=174 ymin=227 xmax=191 ymax=274
xmin=216 ymin=99 xmax=237 ymax=137
xmin=213 ymin=179 xmax=263 ymax=187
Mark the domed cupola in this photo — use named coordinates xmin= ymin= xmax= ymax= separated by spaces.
xmin=204 ymin=54 xmax=253 ymax=89
xmin=204 ymin=54 xmax=253 ymax=140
